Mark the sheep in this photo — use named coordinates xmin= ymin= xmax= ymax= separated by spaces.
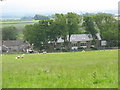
xmin=43 ymin=51 xmax=47 ymax=54
xmin=21 ymin=55 xmax=24 ymax=58
xmin=16 ymin=56 xmax=20 ymax=59
xmin=81 ymin=50 xmax=85 ymax=52
xmin=21 ymin=54 xmax=25 ymax=58
xmin=15 ymin=54 xmax=25 ymax=59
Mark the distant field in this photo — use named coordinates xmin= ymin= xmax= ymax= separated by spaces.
xmin=0 ymin=20 xmax=39 ymax=31
xmin=114 ymin=17 xmax=119 ymax=20
xmin=2 ymin=49 xmax=118 ymax=88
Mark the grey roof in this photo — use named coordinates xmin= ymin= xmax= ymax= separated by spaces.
xmin=57 ymin=34 xmax=93 ymax=43
xmin=2 ymin=40 xmax=29 ymax=47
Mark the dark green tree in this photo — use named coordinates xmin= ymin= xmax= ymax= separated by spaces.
xmin=48 ymin=20 xmax=63 ymax=42
xmin=2 ymin=26 xmax=18 ymax=40
xmin=83 ymin=16 xmax=98 ymax=39
xmin=23 ymin=20 xmax=53 ymax=50
xmin=54 ymin=13 xmax=82 ymax=42
xmin=54 ymin=13 xmax=68 ymax=42
xmin=66 ymin=12 xmax=82 ymax=41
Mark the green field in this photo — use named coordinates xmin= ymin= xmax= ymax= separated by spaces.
xmin=2 ymin=49 xmax=118 ymax=88
xmin=0 ymin=20 xmax=39 ymax=30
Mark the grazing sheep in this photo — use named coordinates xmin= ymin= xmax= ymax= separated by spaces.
xmin=16 ymin=56 xmax=20 ymax=59
xmin=82 ymin=50 xmax=85 ymax=52
xmin=43 ymin=51 xmax=47 ymax=54
xmin=22 ymin=54 xmax=25 ymax=56
xmin=21 ymin=55 xmax=24 ymax=58
xmin=16 ymin=54 xmax=25 ymax=59
xmin=21 ymin=54 xmax=25 ymax=58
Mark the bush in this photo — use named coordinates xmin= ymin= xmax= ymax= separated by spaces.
xmin=78 ymin=47 xmax=84 ymax=51
xmin=62 ymin=48 xmax=67 ymax=52
xmin=56 ymin=48 xmax=61 ymax=51
xmin=90 ymin=47 xmax=97 ymax=50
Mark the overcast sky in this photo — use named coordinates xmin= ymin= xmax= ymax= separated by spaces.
xmin=0 ymin=0 xmax=119 ymax=16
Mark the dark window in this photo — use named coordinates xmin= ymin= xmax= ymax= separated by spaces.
xmin=81 ymin=43 xmax=86 ymax=46
xmin=72 ymin=43 xmax=77 ymax=46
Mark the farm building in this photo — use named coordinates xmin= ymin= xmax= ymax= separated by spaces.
xmin=47 ymin=34 xmax=103 ymax=52
xmin=1 ymin=34 xmax=106 ymax=53
xmin=2 ymin=40 xmax=30 ymax=53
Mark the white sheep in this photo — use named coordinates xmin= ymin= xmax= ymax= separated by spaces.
xmin=43 ymin=51 xmax=47 ymax=54
xmin=16 ymin=56 xmax=20 ymax=59
xmin=21 ymin=54 xmax=25 ymax=58
xmin=21 ymin=56 xmax=24 ymax=58
xmin=81 ymin=50 xmax=85 ymax=52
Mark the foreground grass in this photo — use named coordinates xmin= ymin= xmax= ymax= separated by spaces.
xmin=2 ymin=49 xmax=118 ymax=88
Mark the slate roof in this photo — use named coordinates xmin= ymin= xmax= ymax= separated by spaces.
xmin=2 ymin=40 xmax=29 ymax=47
xmin=57 ymin=34 xmax=93 ymax=43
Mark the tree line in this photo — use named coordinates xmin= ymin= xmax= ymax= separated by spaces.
xmin=2 ymin=12 xmax=119 ymax=50
xmin=21 ymin=14 xmax=50 ymax=20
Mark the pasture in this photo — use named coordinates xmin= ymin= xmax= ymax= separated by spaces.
xmin=2 ymin=49 xmax=118 ymax=88
xmin=0 ymin=20 xmax=39 ymax=30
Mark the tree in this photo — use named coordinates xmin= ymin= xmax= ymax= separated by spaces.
xmin=54 ymin=13 xmax=82 ymax=42
xmin=34 ymin=14 xmax=49 ymax=20
xmin=23 ymin=20 xmax=53 ymax=50
xmin=23 ymin=13 xmax=82 ymax=51
xmin=54 ymin=13 xmax=68 ymax=42
xmin=83 ymin=13 xmax=118 ymax=47
xmin=48 ymin=20 xmax=62 ymax=42
xmin=66 ymin=12 xmax=82 ymax=41
xmin=2 ymin=26 xmax=18 ymax=40
xmin=83 ymin=16 xmax=98 ymax=39
xmin=93 ymin=13 xmax=118 ymax=47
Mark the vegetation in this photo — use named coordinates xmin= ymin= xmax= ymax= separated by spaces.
xmin=34 ymin=14 xmax=49 ymax=20
xmin=83 ymin=15 xmax=98 ymax=39
xmin=23 ymin=20 xmax=54 ymax=50
xmin=23 ymin=12 xmax=118 ymax=51
xmin=92 ymin=13 xmax=118 ymax=47
xmin=1 ymin=20 xmax=39 ymax=40
xmin=23 ymin=12 xmax=82 ymax=50
xmin=2 ymin=49 xmax=118 ymax=88
xmin=1 ymin=12 xmax=118 ymax=48
xmin=2 ymin=26 xmax=18 ymax=40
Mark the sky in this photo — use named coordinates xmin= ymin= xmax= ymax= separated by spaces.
xmin=0 ymin=0 xmax=119 ymax=17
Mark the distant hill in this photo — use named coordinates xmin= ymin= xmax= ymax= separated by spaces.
xmin=1 ymin=10 xmax=118 ymax=20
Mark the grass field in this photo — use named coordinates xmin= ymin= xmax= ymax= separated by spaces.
xmin=2 ymin=49 xmax=118 ymax=88
xmin=0 ymin=20 xmax=39 ymax=30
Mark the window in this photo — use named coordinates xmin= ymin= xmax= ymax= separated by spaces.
xmin=72 ymin=43 xmax=77 ymax=46
xmin=81 ymin=43 xmax=86 ymax=46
